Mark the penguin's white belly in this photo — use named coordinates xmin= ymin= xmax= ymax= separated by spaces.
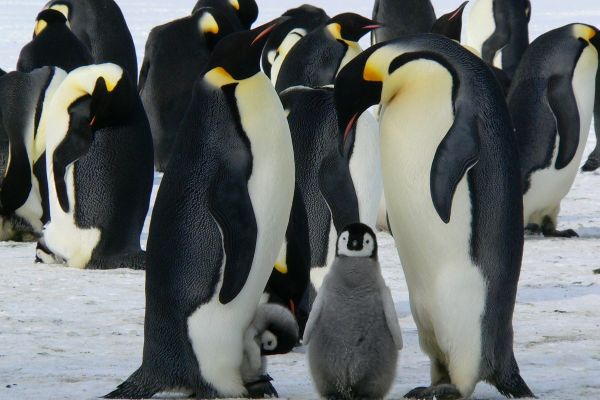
xmin=187 ymin=73 xmax=294 ymax=396
xmin=337 ymin=42 xmax=362 ymax=77
xmin=349 ymin=110 xmax=382 ymax=229
xmin=465 ymin=0 xmax=496 ymax=56
xmin=15 ymin=176 xmax=43 ymax=232
xmin=44 ymin=166 xmax=101 ymax=268
xmin=379 ymin=67 xmax=485 ymax=385
xmin=523 ymin=45 xmax=598 ymax=225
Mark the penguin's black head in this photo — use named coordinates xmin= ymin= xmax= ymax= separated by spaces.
xmin=334 ymin=44 xmax=383 ymax=141
xmin=326 ymin=13 xmax=382 ymax=42
xmin=336 ymin=223 xmax=378 ymax=259
xmin=88 ymin=73 xmax=133 ymax=131
xmin=232 ymin=0 xmax=259 ymax=30
xmin=203 ymin=16 xmax=288 ymax=82
xmin=33 ymin=9 xmax=68 ymax=37
xmin=194 ymin=7 xmax=236 ymax=51
xmin=431 ymin=1 xmax=468 ymax=42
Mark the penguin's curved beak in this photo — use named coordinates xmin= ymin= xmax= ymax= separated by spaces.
xmin=335 ymin=46 xmax=383 ymax=141
xmin=251 ymin=16 xmax=291 ymax=47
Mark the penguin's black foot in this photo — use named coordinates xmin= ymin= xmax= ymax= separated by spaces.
xmin=542 ymin=228 xmax=579 ymax=238
xmin=404 ymin=384 xmax=462 ymax=400
xmin=245 ymin=375 xmax=278 ymax=398
xmin=582 ymin=156 xmax=600 ymax=172
xmin=524 ymin=224 xmax=541 ymax=235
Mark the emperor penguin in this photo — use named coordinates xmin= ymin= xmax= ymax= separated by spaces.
xmin=371 ymin=0 xmax=436 ymax=45
xmin=17 ymin=9 xmax=92 ymax=73
xmin=431 ymin=1 xmax=469 ymax=42
xmin=274 ymin=13 xmax=381 ymax=93
xmin=261 ymin=4 xmax=329 ymax=83
xmin=267 ymin=86 xmax=360 ymax=333
xmin=581 ymin=67 xmax=600 ymax=172
xmin=304 ymin=223 xmax=402 ymax=400
xmin=508 ymin=24 xmax=600 ymax=238
xmin=334 ymin=34 xmax=534 ymax=399
xmin=43 ymin=0 xmax=138 ymax=82
xmin=105 ymin=19 xmax=294 ymax=399
xmin=40 ymin=63 xmax=153 ymax=269
xmin=465 ymin=0 xmax=531 ymax=79
xmin=139 ymin=7 xmax=236 ymax=171
xmin=0 ymin=67 xmax=66 ymax=241
xmin=192 ymin=0 xmax=258 ymax=30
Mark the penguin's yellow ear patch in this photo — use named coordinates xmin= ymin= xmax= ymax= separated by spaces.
xmin=327 ymin=23 xmax=342 ymax=40
xmin=574 ymin=24 xmax=597 ymax=42
xmin=229 ymin=0 xmax=240 ymax=11
xmin=274 ymin=262 xmax=288 ymax=274
xmin=363 ymin=60 xmax=384 ymax=82
xmin=204 ymin=67 xmax=236 ymax=87
xmin=199 ymin=13 xmax=219 ymax=35
xmin=49 ymin=4 xmax=69 ymax=19
xmin=34 ymin=20 xmax=48 ymax=36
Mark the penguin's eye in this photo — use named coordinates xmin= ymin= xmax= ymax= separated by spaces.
xmin=342 ymin=237 xmax=347 ymax=241
xmin=365 ymin=239 xmax=370 ymax=244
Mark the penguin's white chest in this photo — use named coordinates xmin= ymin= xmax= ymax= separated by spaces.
xmin=187 ymin=73 xmax=294 ymax=396
xmin=465 ymin=0 xmax=496 ymax=60
xmin=270 ymin=28 xmax=306 ymax=84
xmin=379 ymin=62 xmax=485 ymax=375
xmin=523 ymin=45 xmax=598 ymax=224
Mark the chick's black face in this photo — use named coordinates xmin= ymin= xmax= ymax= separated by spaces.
xmin=336 ymin=223 xmax=378 ymax=259
xmin=329 ymin=12 xmax=381 ymax=42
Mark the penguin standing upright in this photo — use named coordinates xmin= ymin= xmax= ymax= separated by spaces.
xmin=139 ymin=7 xmax=236 ymax=171
xmin=508 ymin=24 xmax=600 ymax=237
xmin=105 ymin=20 xmax=294 ymax=399
xmin=39 ymin=63 xmax=153 ymax=269
xmin=465 ymin=0 xmax=531 ymax=79
xmin=431 ymin=1 xmax=469 ymax=42
xmin=0 ymin=67 xmax=66 ymax=241
xmin=43 ymin=0 xmax=138 ymax=82
xmin=371 ymin=0 xmax=436 ymax=45
xmin=17 ymin=9 xmax=92 ymax=73
xmin=261 ymin=4 xmax=329 ymax=83
xmin=192 ymin=0 xmax=258 ymax=30
xmin=274 ymin=13 xmax=381 ymax=93
xmin=304 ymin=223 xmax=402 ymax=400
xmin=268 ymin=86 xmax=359 ymax=330
xmin=335 ymin=34 xmax=534 ymax=399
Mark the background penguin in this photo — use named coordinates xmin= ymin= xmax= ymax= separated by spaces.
xmin=267 ymin=86 xmax=360 ymax=334
xmin=465 ymin=0 xmax=531 ymax=79
xmin=192 ymin=0 xmax=258 ymax=30
xmin=508 ymin=24 xmax=600 ymax=237
xmin=17 ymin=9 xmax=92 ymax=73
xmin=139 ymin=7 xmax=236 ymax=171
xmin=431 ymin=1 xmax=469 ymax=42
xmin=304 ymin=223 xmax=402 ymax=400
xmin=242 ymin=303 xmax=298 ymax=397
xmin=40 ymin=63 xmax=153 ymax=269
xmin=371 ymin=0 xmax=436 ymax=45
xmin=581 ymin=70 xmax=600 ymax=171
xmin=43 ymin=0 xmax=138 ymax=82
xmin=335 ymin=34 xmax=534 ymax=399
xmin=261 ymin=4 xmax=329 ymax=83
xmin=0 ymin=67 xmax=66 ymax=241
xmin=274 ymin=13 xmax=381 ymax=93
xmin=105 ymin=20 xmax=294 ymax=399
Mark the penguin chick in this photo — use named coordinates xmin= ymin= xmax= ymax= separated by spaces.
xmin=304 ymin=223 xmax=402 ymax=400
xmin=242 ymin=303 xmax=299 ymax=398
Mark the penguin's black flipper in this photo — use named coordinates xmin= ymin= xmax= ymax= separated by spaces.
xmin=430 ymin=108 xmax=480 ymax=224
xmin=0 ymin=138 xmax=32 ymax=212
xmin=547 ymin=74 xmax=580 ymax=170
xmin=208 ymin=162 xmax=258 ymax=305
xmin=481 ymin=28 xmax=509 ymax=66
xmin=318 ymin=153 xmax=360 ymax=231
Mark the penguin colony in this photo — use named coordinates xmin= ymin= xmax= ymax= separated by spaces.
xmin=0 ymin=0 xmax=599 ymax=398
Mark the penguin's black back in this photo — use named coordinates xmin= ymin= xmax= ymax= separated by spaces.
xmin=45 ymin=0 xmax=138 ymax=82
xmin=275 ymin=29 xmax=346 ymax=92
xmin=372 ymin=0 xmax=436 ymax=43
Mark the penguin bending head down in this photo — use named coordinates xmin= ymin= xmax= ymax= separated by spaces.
xmin=105 ymin=17 xmax=294 ymax=399
xmin=192 ymin=0 xmax=258 ymax=30
xmin=304 ymin=223 xmax=402 ymax=399
xmin=508 ymin=24 xmax=600 ymax=237
xmin=334 ymin=34 xmax=534 ymax=399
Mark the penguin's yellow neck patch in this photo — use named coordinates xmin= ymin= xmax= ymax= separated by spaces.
xmin=229 ymin=0 xmax=240 ymax=11
xmin=204 ymin=67 xmax=236 ymax=87
xmin=364 ymin=59 xmax=384 ymax=82
xmin=34 ymin=20 xmax=48 ymax=36
xmin=199 ymin=13 xmax=219 ymax=35
xmin=574 ymin=24 xmax=596 ymax=42
xmin=274 ymin=262 xmax=288 ymax=274
xmin=327 ymin=23 xmax=342 ymax=40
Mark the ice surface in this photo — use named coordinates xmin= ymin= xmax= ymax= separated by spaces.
xmin=1 ymin=1 xmax=599 ymax=399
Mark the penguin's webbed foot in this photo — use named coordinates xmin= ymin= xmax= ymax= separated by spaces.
xmin=542 ymin=228 xmax=579 ymax=238
xmin=582 ymin=156 xmax=600 ymax=172
xmin=404 ymin=384 xmax=462 ymax=400
xmin=524 ymin=224 xmax=541 ymax=235
xmin=245 ymin=375 xmax=278 ymax=398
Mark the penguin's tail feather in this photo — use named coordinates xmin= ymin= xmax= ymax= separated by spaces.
xmin=492 ymin=356 xmax=536 ymax=399
xmin=103 ymin=368 xmax=161 ymax=399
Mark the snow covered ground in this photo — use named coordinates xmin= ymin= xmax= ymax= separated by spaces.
xmin=1 ymin=1 xmax=600 ymax=399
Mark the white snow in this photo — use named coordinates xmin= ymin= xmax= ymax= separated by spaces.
xmin=1 ymin=1 xmax=600 ymax=399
